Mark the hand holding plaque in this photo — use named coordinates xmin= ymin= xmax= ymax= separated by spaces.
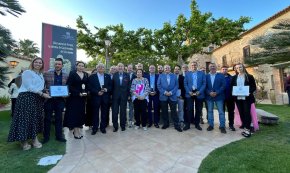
xmin=191 ymin=86 xmax=197 ymax=96
xmin=81 ymin=84 xmax=87 ymax=96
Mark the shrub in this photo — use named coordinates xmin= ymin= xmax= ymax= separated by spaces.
xmin=0 ymin=95 xmax=10 ymax=105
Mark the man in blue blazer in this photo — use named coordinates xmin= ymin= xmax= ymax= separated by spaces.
xmin=183 ymin=61 xmax=206 ymax=131
xmin=88 ymin=63 xmax=112 ymax=134
xmin=205 ymin=63 xmax=226 ymax=133
xmin=145 ymin=65 xmax=160 ymax=128
xmin=157 ymin=65 xmax=182 ymax=132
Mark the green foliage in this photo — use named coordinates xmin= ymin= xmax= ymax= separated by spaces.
xmin=247 ymin=20 xmax=290 ymax=65
xmin=0 ymin=0 xmax=26 ymax=17
xmin=199 ymin=104 xmax=290 ymax=173
xmin=0 ymin=110 xmax=65 ymax=173
xmin=15 ymin=39 xmax=40 ymax=59
xmin=77 ymin=0 xmax=250 ymax=67
xmin=0 ymin=95 xmax=10 ymax=105
xmin=0 ymin=0 xmax=25 ymax=88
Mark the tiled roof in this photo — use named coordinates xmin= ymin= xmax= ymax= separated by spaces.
xmin=213 ymin=6 xmax=290 ymax=52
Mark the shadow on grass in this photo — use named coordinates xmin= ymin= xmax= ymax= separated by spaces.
xmin=199 ymin=104 xmax=290 ymax=173
xmin=0 ymin=110 xmax=65 ymax=173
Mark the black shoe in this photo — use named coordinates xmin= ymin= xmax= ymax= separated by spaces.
xmin=175 ymin=127 xmax=183 ymax=132
xmin=100 ymin=129 xmax=106 ymax=134
xmin=74 ymin=135 xmax=83 ymax=139
xmin=154 ymin=123 xmax=160 ymax=128
xmin=207 ymin=126 xmax=214 ymax=131
xmin=195 ymin=125 xmax=202 ymax=131
xmin=42 ymin=138 xmax=49 ymax=144
xmin=220 ymin=127 xmax=227 ymax=134
xmin=56 ymin=138 xmax=66 ymax=142
xmin=242 ymin=129 xmax=251 ymax=137
xmin=161 ymin=125 xmax=169 ymax=129
xmin=121 ymin=127 xmax=126 ymax=131
xmin=148 ymin=123 xmax=152 ymax=128
xmin=183 ymin=126 xmax=190 ymax=131
xmin=200 ymin=118 xmax=204 ymax=124
xmin=113 ymin=128 xmax=118 ymax=132
xmin=229 ymin=126 xmax=236 ymax=131
xmin=91 ymin=130 xmax=97 ymax=135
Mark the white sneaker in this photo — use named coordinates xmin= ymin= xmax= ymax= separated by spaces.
xmin=128 ymin=121 xmax=133 ymax=128
xmin=135 ymin=126 xmax=140 ymax=130
xmin=143 ymin=127 xmax=148 ymax=131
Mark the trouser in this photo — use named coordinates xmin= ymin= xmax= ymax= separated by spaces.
xmin=160 ymin=100 xmax=179 ymax=128
xmin=185 ymin=96 xmax=203 ymax=127
xmin=112 ymin=97 xmax=127 ymax=129
xmin=133 ymin=99 xmax=147 ymax=127
xmin=224 ymin=98 xmax=235 ymax=126
xmin=236 ymin=100 xmax=252 ymax=129
xmin=44 ymin=98 xmax=65 ymax=139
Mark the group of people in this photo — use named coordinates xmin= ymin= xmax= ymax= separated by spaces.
xmin=7 ymin=57 xmax=258 ymax=151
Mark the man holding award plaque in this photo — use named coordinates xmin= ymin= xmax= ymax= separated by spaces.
xmin=43 ymin=58 xmax=69 ymax=143
xmin=183 ymin=61 xmax=206 ymax=131
xmin=145 ymin=65 xmax=160 ymax=128
xmin=88 ymin=63 xmax=112 ymax=135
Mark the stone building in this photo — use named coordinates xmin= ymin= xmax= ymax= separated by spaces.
xmin=0 ymin=55 xmax=31 ymax=97
xmin=189 ymin=6 xmax=290 ymax=105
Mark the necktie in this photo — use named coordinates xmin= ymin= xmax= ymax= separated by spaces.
xmin=119 ymin=73 xmax=123 ymax=85
xmin=167 ymin=74 xmax=170 ymax=85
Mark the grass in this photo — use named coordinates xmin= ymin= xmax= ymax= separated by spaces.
xmin=199 ymin=104 xmax=290 ymax=173
xmin=0 ymin=110 xmax=65 ymax=173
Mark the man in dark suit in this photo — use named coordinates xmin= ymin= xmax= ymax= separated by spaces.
xmin=157 ymin=65 xmax=182 ymax=132
xmin=146 ymin=65 xmax=160 ymax=128
xmin=127 ymin=64 xmax=136 ymax=127
xmin=112 ymin=63 xmax=130 ymax=132
xmin=174 ymin=65 xmax=186 ymax=126
xmin=88 ymin=63 xmax=112 ymax=134
xmin=205 ymin=63 xmax=226 ymax=134
xmin=183 ymin=62 xmax=206 ymax=131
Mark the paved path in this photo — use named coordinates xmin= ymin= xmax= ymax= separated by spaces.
xmin=49 ymin=109 xmax=244 ymax=173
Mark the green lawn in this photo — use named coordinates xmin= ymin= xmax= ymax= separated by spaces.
xmin=0 ymin=110 xmax=65 ymax=173
xmin=199 ymin=104 xmax=290 ymax=173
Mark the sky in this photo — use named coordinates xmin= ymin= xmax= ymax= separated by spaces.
xmin=1 ymin=0 xmax=289 ymax=62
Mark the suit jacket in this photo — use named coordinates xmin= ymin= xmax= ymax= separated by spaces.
xmin=184 ymin=71 xmax=206 ymax=99
xmin=177 ymin=75 xmax=186 ymax=99
xmin=44 ymin=69 xmax=69 ymax=90
xmin=231 ymin=74 xmax=256 ymax=104
xmin=157 ymin=73 xmax=178 ymax=102
xmin=88 ymin=73 xmax=112 ymax=102
xmin=112 ymin=72 xmax=130 ymax=99
xmin=145 ymin=73 xmax=160 ymax=96
xmin=205 ymin=73 xmax=225 ymax=101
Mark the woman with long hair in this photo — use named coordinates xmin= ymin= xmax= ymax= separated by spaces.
xmin=63 ymin=61 xmax=88 ymax=139
xmin=8 ymin=58 xmax=51 ymax=150
xmin=231 ymin=63 xmax=256 ymax=137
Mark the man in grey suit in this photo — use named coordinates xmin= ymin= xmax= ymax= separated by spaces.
xmin=157 ymin=65 xmax=182 ymax=132
xmin=112 ymin=63 xmax=130 ymax=132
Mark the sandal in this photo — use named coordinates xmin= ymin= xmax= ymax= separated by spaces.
xmin=22 ymin=143 xmax=31 ymax=151
xmin=32 ymin=138 xmax=42 ymax=148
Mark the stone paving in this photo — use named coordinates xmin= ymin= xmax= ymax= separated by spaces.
xmin=49 ymin=109 xmax=244 ymax=173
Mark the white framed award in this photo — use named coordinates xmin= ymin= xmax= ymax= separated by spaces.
xmin=232 ymin=86 xmax=249 ymax=96
xmin=50 ymin=85 xmax=69 ymax=97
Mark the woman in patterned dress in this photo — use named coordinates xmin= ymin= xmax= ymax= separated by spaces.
xmin=8 ymin=58 xmax=51 ymax=150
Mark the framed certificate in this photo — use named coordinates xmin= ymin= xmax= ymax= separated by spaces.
xmin=232 ymin=86 xmax=249 ymax=96
xmin=50 ymin=86 xmax=69 ymax=97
